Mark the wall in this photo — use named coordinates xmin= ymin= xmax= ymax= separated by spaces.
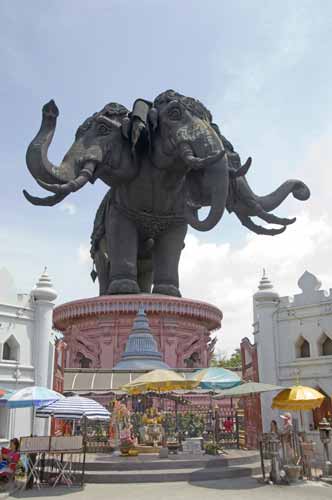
xmin=253 ymin=271 xmax=332 ymax=433
xmin=0 ymin=269 xmax=57 ymax=442
xmin=0 ymin=295 xmax=35 ymax=443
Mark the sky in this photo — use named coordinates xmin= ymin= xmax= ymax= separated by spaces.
xmin=1 ymin=0 xmax=332 ymax=356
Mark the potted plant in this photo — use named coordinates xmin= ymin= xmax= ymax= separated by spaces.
xmin=120 ymin=437 xmax=134 ymax=456
xmin=204 ymin=441 xmax=222 ymax=456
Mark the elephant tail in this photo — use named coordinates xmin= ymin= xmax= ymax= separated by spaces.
xmin=255 ymin=179 xmax=310 ymax=212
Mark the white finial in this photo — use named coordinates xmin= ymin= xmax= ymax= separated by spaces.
xmin=31 ymin=268 xmax=57 ymax=302
xmin=258 ymin=269 xmax=273 ymax=291
xmin=138 ymin=304 xmax=146 ymax=316
xmin=254 ymin=269 xmax=279 ymax=302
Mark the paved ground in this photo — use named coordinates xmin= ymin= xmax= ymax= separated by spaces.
xmin=7 ymin=477 xmax=332 ymax=500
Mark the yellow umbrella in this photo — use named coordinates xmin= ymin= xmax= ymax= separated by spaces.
xmin=122 ymin=369 xmax=199 ymax=395
xmin=272 ymin=385 xmax=325 ymax=411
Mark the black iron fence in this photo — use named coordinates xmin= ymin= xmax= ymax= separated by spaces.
xmin=83 ymin=398 xmax=246 ymax=452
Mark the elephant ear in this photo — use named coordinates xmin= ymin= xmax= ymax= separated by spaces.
xmin=130 ymin=99 xmax=152 ymax=152
xmin=185 ymin=169 xmax=212 ymax=208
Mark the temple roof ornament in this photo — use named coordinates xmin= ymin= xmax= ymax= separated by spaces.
xmin=113 ymin=306 xmax=169 ymax=370
xmin=298 ymin=270 xmax=321 ymax=294
xmin=32 ymin=267 xmax=58 ymax=302
xmin=254 ymin=269 xmax=279 ymax=303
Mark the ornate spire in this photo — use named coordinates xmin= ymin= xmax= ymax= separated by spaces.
xmin=254 ymin=269 xmax=279 ymax=302
xmin=114 ymin=306 xmax=169 ymax=370
xmin=32 ymin=267 xmax=58 ymax=302
xmin=258 ymin=269 xmax=273 ymax=291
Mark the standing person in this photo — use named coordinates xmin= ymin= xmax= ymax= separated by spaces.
xmin=270 ymin=420 xmax=279 ymax=435
xmin=280 ymin=413 xmax=293 ymax=464
xmin=223 ymin=417 xmax=234 ymax=433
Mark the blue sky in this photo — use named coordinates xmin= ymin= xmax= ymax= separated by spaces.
xmin=1 ymin=0 xmax=332 ymax=354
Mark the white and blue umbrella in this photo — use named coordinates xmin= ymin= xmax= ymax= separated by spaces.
xmin=36 ymin=395 xmax=110 ymax=420
xmin=0 ymin=388 xmax=15 ymax=406
xmin=189 ymin=367 xmax=242 ymax=391
xmin=6 ymin=386 xmax=64 ymax=408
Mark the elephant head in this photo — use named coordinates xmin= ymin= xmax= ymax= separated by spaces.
xmin=147 ymin=90 xmax=233 ymax=232
xmin=23 ymin=100 xmax=135 ymax=206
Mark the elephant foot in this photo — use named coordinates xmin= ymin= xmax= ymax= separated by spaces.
xmin=108 ymin=279 xmax=140 ymax=295
xmin=152 ymin=284 xmax=181 ymax=297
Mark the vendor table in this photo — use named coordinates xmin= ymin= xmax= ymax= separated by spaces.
xmin=20 ymin=436 xmax=84 ymax=489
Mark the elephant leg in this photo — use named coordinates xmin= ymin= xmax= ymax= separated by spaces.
xmin=106 ymin=206 xmax=140 ymax=294
xmin=93 ymin=249 xmax=110 ymax=295
xmin=137 ymin=257 xmax=153 ymax=293
xmin=237 ymin=213 xmax=286 ymax=236
xmin=152 ymin=223 xmax=187 ymax=297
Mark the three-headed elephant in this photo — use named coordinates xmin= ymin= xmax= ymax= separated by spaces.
xmin=23 ymin=90 xmax=310 ymax=296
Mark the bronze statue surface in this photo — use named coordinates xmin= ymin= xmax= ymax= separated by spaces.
xmin=24 ymin=90 xmax=310 ymax=296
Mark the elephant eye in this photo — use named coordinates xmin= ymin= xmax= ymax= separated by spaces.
xmin=168 ymin=106 xmax=182 ymax=121
xmin=97 ymin=124 xmax=111 ymax=135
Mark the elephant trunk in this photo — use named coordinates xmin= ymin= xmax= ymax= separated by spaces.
xmin=184 ymin=154 xmax=229 ymax=232
xmin=257 ymin=179 xmax=310 ymax=212
xmin=26 ymin=100 xmax=77 ymax=185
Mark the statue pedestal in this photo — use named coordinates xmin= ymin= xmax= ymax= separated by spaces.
xmin=53 ymin=294 xmax=222 ymax=369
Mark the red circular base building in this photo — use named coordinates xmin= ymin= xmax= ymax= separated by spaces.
xmin=53 ymin=294 xmax=222 ymax=370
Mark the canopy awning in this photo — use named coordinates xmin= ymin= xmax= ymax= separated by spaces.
xmin=64 ymin=369 xmax=197 ymax=395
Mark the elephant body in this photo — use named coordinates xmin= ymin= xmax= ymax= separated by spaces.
xmin=23 ymin=90 xmax=310 ymax=296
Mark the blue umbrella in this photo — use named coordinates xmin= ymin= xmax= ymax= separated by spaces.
xmin=6 ymin=386 xmax=64 ymax=408
xmin=189 ymin=367 xmax=242 ymax=390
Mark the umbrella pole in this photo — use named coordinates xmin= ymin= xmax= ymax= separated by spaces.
xmin=81 ymin=416 xmax=87 ymax=487
xmin=31 ymin=407 xmax=36 ymax=436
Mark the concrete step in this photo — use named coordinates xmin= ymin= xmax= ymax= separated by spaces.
xmin=82 ymin=462 xmax=262 ymax=483
xmin=84 ymin=452 xmax=260 ymax=471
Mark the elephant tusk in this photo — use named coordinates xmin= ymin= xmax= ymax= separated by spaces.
xmin=235 ymin=157 xmax=252 ymax=177
xmin=36 ymin=178 xmax=75 ymax=194
xmin=23 ymin=189 xmax=68 ymax=206
xmin=35 ymin=161 xmax=97 ymax=194
xmin=229 ymin=157 xmax=252 ymax=178
xmin=179 ymin=142 xmax=225 ymax=170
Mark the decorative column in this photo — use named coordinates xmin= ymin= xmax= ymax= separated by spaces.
xmin=253 ymin=270 xmax=280 ymax=432
xmin=31 ymin=269 xmax=57 ymax=435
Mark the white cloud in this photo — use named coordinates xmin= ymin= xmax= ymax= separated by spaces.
xmin=180 ymin=129 xmax=332 ymax=357
xmin=78 ymin=243 xmax=90 ymax=264
xmin=59 ymin=202 xmax=77 ymax=216
xmin=180 ymin=210 xmax=332 ymax=357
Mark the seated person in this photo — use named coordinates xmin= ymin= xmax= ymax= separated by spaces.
xmin=0 ymin=438 xmax=20 ymax=477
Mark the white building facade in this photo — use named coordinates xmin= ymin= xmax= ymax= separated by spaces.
xmin=253 ymin=270 xmax=332 ymax=436
xmin=0 ymin=268 xmax=57 ymax=444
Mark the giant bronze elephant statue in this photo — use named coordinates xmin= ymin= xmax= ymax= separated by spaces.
xmin=23 ymin=90 xmax=310 ymax=296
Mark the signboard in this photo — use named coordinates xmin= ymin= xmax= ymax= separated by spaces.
xmin=50 ymin=436 xmax=83 ymax=452
xmin=20 ymin=435 xmax=83 ymax=453
xmin=20 ymin=436 xmax=50 ymax=453
xmin=182 ymin=437 xmax=203 ymax=455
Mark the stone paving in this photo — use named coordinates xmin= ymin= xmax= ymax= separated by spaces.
xmin=7 ymin=477 xmax=332 ymax=500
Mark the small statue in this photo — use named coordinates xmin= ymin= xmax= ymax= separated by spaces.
xmin=184 ymin=351 xmax=201 ymax=368
xmin=140 ymin=408 xmax=164 ymax=446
